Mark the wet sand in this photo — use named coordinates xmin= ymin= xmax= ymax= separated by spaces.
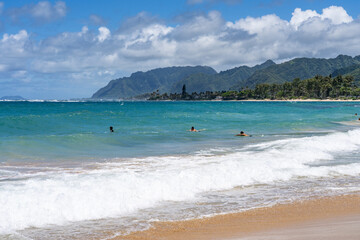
xmin=239 ymin=214 xmax=360 ymax=240
xmin=114 ymin=194 xmax=360 ymax=240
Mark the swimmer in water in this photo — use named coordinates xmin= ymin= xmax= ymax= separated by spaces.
xmin=236 ymin=131 xmax=249 ymax=136
xmin=110 ymin=126 xmax=114 ymax=132
xmin=189 ymin=126 xmax=199 ymax=132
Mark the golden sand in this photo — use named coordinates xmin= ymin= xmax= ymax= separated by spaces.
xmin=113 ymin=194 xmax=360 ymax=240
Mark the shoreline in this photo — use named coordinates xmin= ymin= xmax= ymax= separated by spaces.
xmin=148 ymin=98 xmax=360 ymax=102
xmin=229 ymin=98 xmax=360 ymax=102
xmin=3 ymin=99 xmax=360 ymax=102
xmin=114 ymin=194 xmax=360 ymax=240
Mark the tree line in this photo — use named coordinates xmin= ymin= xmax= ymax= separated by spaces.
xmin=148 ymin=75 xmax=360 ymax=101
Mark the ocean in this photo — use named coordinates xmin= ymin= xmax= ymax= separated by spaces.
xmin=1 ymin=101 xmax=360 ymax=239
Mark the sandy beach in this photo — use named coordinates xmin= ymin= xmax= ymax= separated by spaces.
xmin=239 ymin=214 xmax=360 ymax=240
xmin=115 ymin=194 xmax=360 ymax=240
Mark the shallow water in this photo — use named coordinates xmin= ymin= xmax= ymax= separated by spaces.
xmin=0 ymin=101 xmax=360 ymax=239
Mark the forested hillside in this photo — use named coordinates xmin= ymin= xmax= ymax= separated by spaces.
xmin=92 ymin=66 xmax=216 ymax=99
xmin=232 ymin=55 xmax=360 ymax=89
xmin=92 ymin=55 xmax=360 ymax=99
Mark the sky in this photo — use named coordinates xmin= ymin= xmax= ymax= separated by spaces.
xmin=0 ymin=0 xmax=360 ymax=99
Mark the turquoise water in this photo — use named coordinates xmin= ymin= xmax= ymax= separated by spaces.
xmin=0 ymin=101 xmax=357 ymax=162
xmin=1 ymin=101 xmax=360 ymax=239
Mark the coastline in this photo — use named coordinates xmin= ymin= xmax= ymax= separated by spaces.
xmin=145 ymin=98 xmax=360 ymax=102
xmin=3 ymin=98 xmax=360 ymax=102
xmin=114 ymin=194 xmax=360 ymax=240
xmin=231 ymin=98 xmax=360 ymax=102
xmin=232 ymin=98 xmax=360 ymax=102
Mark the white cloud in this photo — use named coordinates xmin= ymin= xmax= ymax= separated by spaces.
xmin=54 ymin=1 xmax=66 ymax=17
xmin=290 ymin=8 xmax=319 ymax=29
xmin=322 ymin=6 xmax=353 ymax=24
xmin=229 ymin=14 xmax=288 ymax=35
xmin=1 ymin=29 xmax=28 ymax=42
xmin=1 ymin=30 xmax=29 ymax=56
xmin=0 ymin=5 xmax=359 ymax=99
xmin=80 ymin=26 xmax=89 ymax=35
xmin=7 ymin=1 xmax=67 ymax=23
xmin=172 ymin=11 xmax=224 ymax=40
xmin=290 ymin=6 xmax=353 ymax=29
xmin=97 ymin=27 xmax=111 ymax=42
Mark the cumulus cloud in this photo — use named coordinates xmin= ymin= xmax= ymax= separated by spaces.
xmin=291 ymin=6 xmax=353 ymax=29
xmin=97 ymin=27 xmax=111 ymax=42
xmin=1 ymin=5 xmax=360 ymax=99
xmin=7 ymin=1 xmax=67 ymax=23
xmin=0 ymin=30 xmax=29 ymax=57
xmin=229 ymin=14 xmax=288 ymax=35
xmin=171 ymin=11 xmax=225 ymax=40
xmin=290 ymin=8 xmax=319 ymax=29
xmin=322 ymin=5 xmax=353 ymax=24
xmin=117 ymin=12 xmax=162 ymax=34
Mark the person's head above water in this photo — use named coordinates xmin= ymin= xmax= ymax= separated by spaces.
xmin=236 ymin=131 xmax=249 ymax=136
xmin=190 ymin=126 xmax=199 ymax=132
xmin=110 ymin=126 xmax=114 ymax=132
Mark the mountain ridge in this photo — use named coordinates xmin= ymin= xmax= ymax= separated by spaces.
xmin=0 ymin=96 xmax=26 ymax=100
xmin=92 ymin=55 xmax=360 ymax=99
xmin=232 ymin=55 xmax=360 ymax=89
xmin=92 ymin=66 xmax=216 ymax=99
xmin=170 ymin=59 xmax=276 ymax=93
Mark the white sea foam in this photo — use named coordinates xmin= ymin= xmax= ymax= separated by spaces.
xmin=1 ymin=129 xmax=360 ymax=234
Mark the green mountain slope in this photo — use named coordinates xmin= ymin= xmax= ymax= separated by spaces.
xmin=332 ymin=64 xmax=360 ymax=84
xmin=233 ymin=55 xmax=360 ymax=89
xmin=92 ymin=66 xmax=217 ymax=99
xmin=170 ymin=60 xmax=275 ymax=93
xmin=92 ymin=55 xmax=360 ymax=99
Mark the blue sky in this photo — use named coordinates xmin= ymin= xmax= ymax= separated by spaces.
xmin=0 ymin=0 xmax=360 ymax=99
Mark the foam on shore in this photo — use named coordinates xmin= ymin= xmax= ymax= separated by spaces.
xmin=1 ymin=129 xmax=360 ymax=235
